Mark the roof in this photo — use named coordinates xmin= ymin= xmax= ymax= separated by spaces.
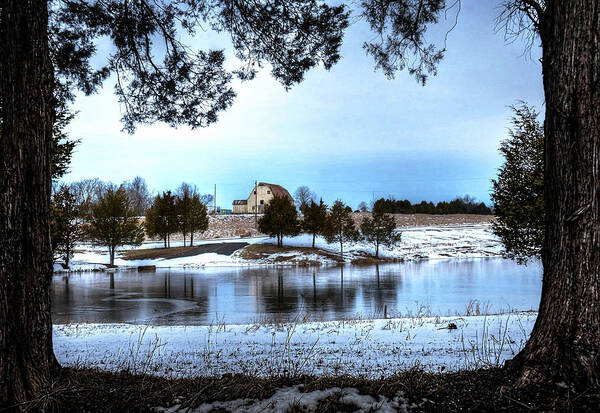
xmin=233 ymin=200 xmax=247 ymax=205
xmin=259 ymin=182 xmax=293 ymax=202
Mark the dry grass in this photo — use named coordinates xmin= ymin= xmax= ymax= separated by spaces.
xmin=349 ymin=252 xmax=402 ymax=265
xmin=40 ymin=367 xmax=600 ymax=412
xmin=239 ymin=244 xmax=344 ymax=264
xmin=351 ymin=213 xmax=495 ymax=228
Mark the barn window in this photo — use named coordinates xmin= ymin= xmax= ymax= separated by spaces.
xmin=260 ymin=200 xmax=264 ymax=205
xmin=267 ymin=190 xmax=270 ymax=194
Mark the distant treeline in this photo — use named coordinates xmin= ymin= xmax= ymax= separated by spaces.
xmin=373 ymin=195 xmax=493 ymax=215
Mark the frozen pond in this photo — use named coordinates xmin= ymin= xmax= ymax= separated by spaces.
xmin=52 ymin=258 xmax=542 ymax=325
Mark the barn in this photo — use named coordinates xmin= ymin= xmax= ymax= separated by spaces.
xmin=232 ymin=182 xmax=293 ymax=214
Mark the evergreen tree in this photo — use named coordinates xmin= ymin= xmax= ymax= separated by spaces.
xmin=188 ymin=194 xmax=209 ymax=246
xmin=491 ymin=103 xmax=544 ymax=263
xmin=258 ymin=195 xmax=300 ymax=247
xmin=301 ymin=199 xmax=328 ymax=248
xmin=360 ymin=211 xmax=401 ymax=258
xmin=322 ymin=200 xmax=359 ymax=257
xmin=145 ymin=198 xmax=168 ymax=248
xmin=145 ymin=191 xmax=178 ymax=248
xmin=176 ymin=188 xmax=193 ymax=246
xmin=50 ymin=185 xmax=82 ymax=267
xmin=87 ymin=188 xmax=144 ymax=266
xmin=176 ymin=184 xmax=209 ymax=246
xmin=50 ymin=102 xmax=80 ymax=181
xmin=372 ymin=196 xmax=492 ymax=215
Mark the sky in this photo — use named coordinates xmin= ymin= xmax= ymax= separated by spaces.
xmin=63 ymin=1 xmax=544 ymax=210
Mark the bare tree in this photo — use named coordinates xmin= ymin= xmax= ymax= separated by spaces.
xmin=294 ymin=186 xmax=316 ymax=211
xmin=68 ymin=178 xmax=109 ymax=218
xmin=199 ymin=194 xmax=214 ymax=207
xmin=123 ymin=176 xmax=152 ymax=216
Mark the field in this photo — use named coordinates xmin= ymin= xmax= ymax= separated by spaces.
xmin=163 ymin=213 xmax=496 ymax=242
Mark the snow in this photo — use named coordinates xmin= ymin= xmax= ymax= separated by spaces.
xmin=156 ymin=385 xmax=408 ymax=413
xmin=55 ymin=223 xmax=503 ymax=271
xmin=267 ymin=224 xmax=502 ymax=261
xmin=53 ymin=312 xmax=535 ymax=379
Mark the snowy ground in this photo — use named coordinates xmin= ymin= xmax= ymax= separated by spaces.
xmin=53 ymin=311 xmax=535 ymax=379
xmin=268 ymin=224 xmax=503 ymax=263
xmin=55 ymin=223 xmax=503 ymax=272
xmin=156 ymin=385 xmax=409 ymax=413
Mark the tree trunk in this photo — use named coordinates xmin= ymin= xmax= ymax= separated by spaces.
xmin=190 ymin=232 xmax=194 ymax=247
xmin=312 ymin=233 xmax=316 ymax=248
xmin=0 ymin=0 xmax=57 ymax=408
xmin=109 ymin=247 xmax=115 ymax=266
xmin=340 ymin=237 xmax=343 ymax=258
xmin=375 ymin=242 xmax=379 ymax=258
xmin=508 ymin=1 xmax=600 ymax=387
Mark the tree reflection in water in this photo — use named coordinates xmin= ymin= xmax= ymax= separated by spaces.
xmin=51 ymin=259 xmax=542 ymax=325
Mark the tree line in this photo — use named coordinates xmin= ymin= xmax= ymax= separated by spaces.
xmin=371 ymin=196 xmax=493 ymax=215
xmin=259 ymin=195 xmax=401 ymax=258
xmin=51 ymin=179 xmax=213 ymax=266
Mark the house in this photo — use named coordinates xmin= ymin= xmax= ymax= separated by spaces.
xmin=232 ymin=182 xmax=293 ymax=214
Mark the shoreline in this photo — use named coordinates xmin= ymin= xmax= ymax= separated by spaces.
xmin=54 ymin=222 xmax=504 ymax=273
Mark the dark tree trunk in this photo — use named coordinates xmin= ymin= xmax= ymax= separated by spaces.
xmin=312 ymin=233 xmax=316 ymax=248
xmin=0 ymin=0 xmax=57 ymax=408
xmin=190 ymin=232 xmax=194 ymax=247
xmin=508 ymin=1 xmax=600 ymax=387
xmin=375 ymin=242 xmax=379 ymax=258
xmin=65 ymin=245 xmax=70 ymax=267
xmin=109 ymin=247 xmax=115 ymax=266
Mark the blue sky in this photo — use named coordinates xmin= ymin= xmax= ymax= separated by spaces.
xmin=63 ymin=1 xmax=544 ymax=210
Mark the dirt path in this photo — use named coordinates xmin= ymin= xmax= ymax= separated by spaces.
xmin=121 ymin=242 xmax=248 ymax=260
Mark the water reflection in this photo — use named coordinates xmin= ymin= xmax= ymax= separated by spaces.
xmin=51 ymin=258 xmax=542 ymax=325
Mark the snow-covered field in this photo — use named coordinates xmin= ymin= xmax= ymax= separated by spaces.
xmin=53 ymin=311 xmax=535 ymax=379
xmin=272 ymin=223 xmax=502 ymax=263
xmin=56 ymin=223 xmax=503 ymax=271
